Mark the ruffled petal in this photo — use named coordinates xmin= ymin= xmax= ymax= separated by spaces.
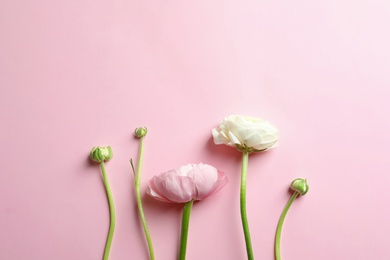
xmin=147 ymin=175 xmax=172 ymax=202
xmin=150 ymin=171 xmax=196 ymax=203
xmin=213 ymin=115 xmax=278 ymax=151
xmin=187 ymin=163 xmax=218 ymax=200
xmin=228 ymin=131 xmax=242 ymax=145
xmin=212 ymin=128 xmax=229 ymax=144
xmin=148 ymin=164 xmax=228 ymax=203
xmin=200 ymin=170 xmax=228 ymax=200
xmin=146 ymin=185 xmax=170 ymax=202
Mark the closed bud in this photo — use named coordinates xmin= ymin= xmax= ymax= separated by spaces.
xmin=134 ymin=127 xmax=148 ymax=138
xmin=90 ymin=146 xmax=113 ymax=163
xmin=290 ymin=178 xmax=309 ymax=195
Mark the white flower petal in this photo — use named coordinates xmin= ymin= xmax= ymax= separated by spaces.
xmin=212 ymin=115 xmax=278 ymax=151
xmin=228 ymin=131 xmax=242 ymax=145
xmin=212 ymin=128 xmax=229 ymax=144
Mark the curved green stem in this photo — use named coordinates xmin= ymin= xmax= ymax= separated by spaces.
xmin=135 ymin=136 xmax=155 ymax=260
xmin=179 ymin=200 xmax=194 ymax=260
xmin=240 ymin=151 xmax=254 ymax=260
xmin=100 ymin=162 xmax=116 ymax=260
xmin=275 ymin=191 xmax=299 ymax=260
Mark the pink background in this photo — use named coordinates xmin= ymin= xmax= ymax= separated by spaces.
xmin=1 ymin=0 xmax=390 ymax=259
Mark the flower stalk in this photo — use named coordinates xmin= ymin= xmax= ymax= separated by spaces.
xmin=90 ymin=146 xmax=115 ymax=260
xmin=274 ymin=178 xmax=309 ymax=260
xmin=240 ymin=151 xmax=254 ymax=260
xmin=274 ymin=191 xmax=298 ymax=260
xmin=179 ymin=200 xmax=194 ymax=260
xmin=133 ymin=128 xmax=155 ymax=260
xmin=100 ymin=162 xmax=116 ymax=260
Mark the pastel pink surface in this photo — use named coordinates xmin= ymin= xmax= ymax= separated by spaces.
xmin=1 ymin=0 xmax=390 ymax=259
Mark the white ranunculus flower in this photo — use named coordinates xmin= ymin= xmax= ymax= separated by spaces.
xmin=212 ymin=115 xmax=278 ymax=152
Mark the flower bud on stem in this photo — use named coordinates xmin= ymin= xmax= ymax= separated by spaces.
xmin=89 ymin=146 xmax=115 ymax=260
xmin=134 ymin=127 xmax=148 ymax=138
xmin=275 ymin=178 xmax=309 ymax=260
xmin=132 ymin=128 xmax=155 ymax=260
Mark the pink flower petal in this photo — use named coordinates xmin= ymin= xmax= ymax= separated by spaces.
xmin=187 ymin=163 xmax=218 ymax=200
xmin=201 ymin=170 xmax=228 ymax=200
xmin=147 ymin=163 xmax=228 ymax=203
xmin=147 ymin=175 xmax=171 ymax=202
xmin=150 ymin=171 xmax=196 ymax=203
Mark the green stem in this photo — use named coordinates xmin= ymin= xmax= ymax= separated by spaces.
xmin=240 ymin=151 xmax=254 ymax=260
xmin=275 ymin=192 xmax=299 ymax=260
xmin=100 ymin=162 xmax=116 ymax=260
xmin=135 ymin=136 xmax=155 ymax=260
xmin=179 ymin=200 xmax=194 ymax=260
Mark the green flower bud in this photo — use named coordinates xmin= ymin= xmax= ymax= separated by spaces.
xmin=290 ymin=178 xmax=309 ymax=195
xmin=90 ymin=146 xmax=113 ymax=163
xmin=134 ymin=127 xmax=148 ymax=138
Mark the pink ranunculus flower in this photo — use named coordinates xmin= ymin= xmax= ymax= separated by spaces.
xmin=147 ymin=163 xmax=228 ymax=203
